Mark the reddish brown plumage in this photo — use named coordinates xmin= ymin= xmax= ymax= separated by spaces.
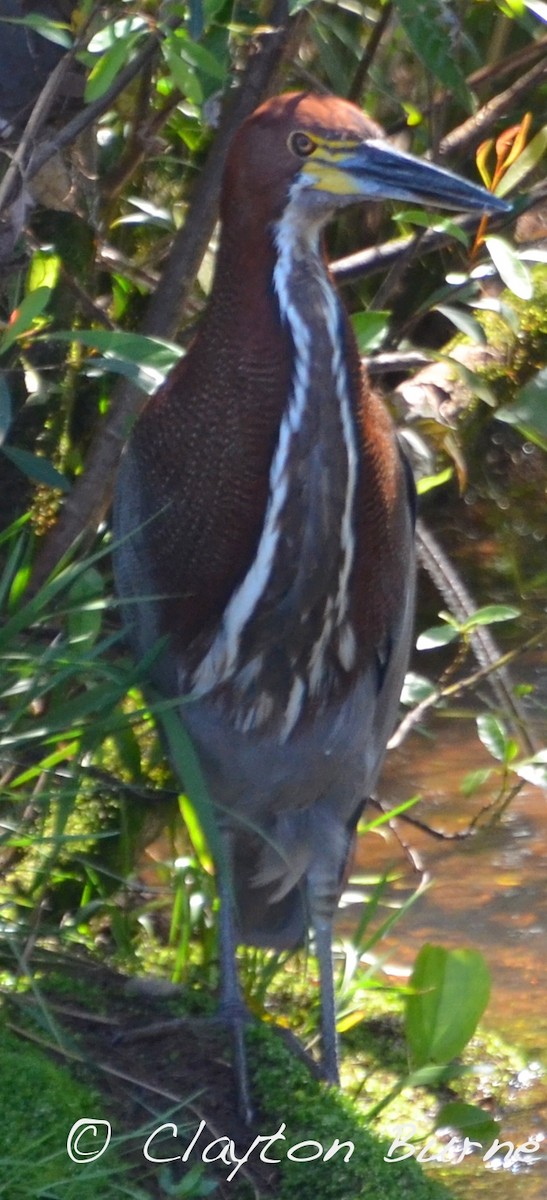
xmin=114 ymin=90 xmax=419 ymax=987
xmin=112 ymin=90 xmax=500 ymax=1097
xmin=126 ymin=93 xmax=408 ymax=697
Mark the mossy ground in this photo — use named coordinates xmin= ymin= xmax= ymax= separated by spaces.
xmin=0 ymin=948 xmax=535 ymax=1200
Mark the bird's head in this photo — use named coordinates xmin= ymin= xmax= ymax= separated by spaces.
xmin=222 ymin=91 xmax=510 ymax=229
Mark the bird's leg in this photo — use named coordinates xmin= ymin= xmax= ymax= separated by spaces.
xmin=216 ymin=837 xmax=254 ymax=1124
xmin=313 ymin=917 xmax=340 ymax=1085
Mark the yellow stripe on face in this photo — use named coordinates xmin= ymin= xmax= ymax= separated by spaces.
xmin=299 ymin=137 xmax=365 ymax=194
xmin=301 ymin=160 xmax=364 ymax=196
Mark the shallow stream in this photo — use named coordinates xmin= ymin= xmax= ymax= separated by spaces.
xmin=354 ymin=676 xmax=547 ymax=1199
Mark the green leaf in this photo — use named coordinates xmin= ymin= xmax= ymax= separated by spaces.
xmin=162 ymin=43 xmax=203 ymax=105
xmin=416 ymin=467 xmax=454 ymax=495
xmin=460 ymin=767 xmax=493 ymax=796
xmin=484 ymin=236 xmax=533 ymax=301
xmin=476 ymin=714 xmax=509 ymax=762
xmin=405 ymin=944 xmax=491 ymax=1068
xmin=461 ymin=604 xmax=520 ymax=628
xmin=28 ymin=251 xmax=62 ymax=294
xmin=0 ymin=13 xmax=72 ymax=48
xmin=66 ymin=567 xmax=105 ymax=649
xmin=350 ymin=311 xmax=390 ymax=352
xmin=394 ymin=0 xmax=475 ymax=112
xmin=47 ymin=329 xmax=183 ymax=394
xmin=170 ymin=32 xmax=227 ymax=82
xmin=85 ymin=30 xmax=146 ymax=103
xmin=56 ymin=329 xmax=182 ymax=364
xmin=435 ymin=1100 xmax=500 ymax=1143
xmin=435 ymin=304 xmax=486 ymax=342
xmin=1 ymin=447 xmax=70 ymax=492
xmin=496 ymin=368 xmax=547 ymax=450
xmin=416 ymin=624 xmax=459 ymax=650
xmin=496 ymin=125 xmax=547 ymax=197
xmin=394 ymin=209 xmax=470 ymax=247
xmin=87 ymin=18 xmax=148 ymax=53
xmin=400 ymin=671 xmax=437 ymax=705
xmin=110 ymin=724 xmax=142 ymax=781
xmin=0 ymin=288 xmax=51 ymax=355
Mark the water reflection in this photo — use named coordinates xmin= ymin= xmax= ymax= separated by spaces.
xmin=349 ymin=716 xmax=547 ymax=1198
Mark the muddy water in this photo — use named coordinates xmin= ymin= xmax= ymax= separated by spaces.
xmin=349 ymin=705 xmax=547 ymax=1199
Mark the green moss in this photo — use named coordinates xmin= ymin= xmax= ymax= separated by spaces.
xmin=248 ymin=1025 xmax=453 ymax=1200
xmin=467 ymin=264 xmax=547 ymax=402
xmin=0 ymin=1024 xmax=149 ymax=1199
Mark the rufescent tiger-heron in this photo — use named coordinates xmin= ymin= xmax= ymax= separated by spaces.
xmin=113 ymin=92 xmax=509 ymax=1118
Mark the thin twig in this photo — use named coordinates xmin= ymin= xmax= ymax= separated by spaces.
xmin=388 ymin=629 xmax=546 ymax=750
xmin=0 ymin=51 xmax=76 ymax=216
xmin=416 ymin=518 xmax=540 ymax=754
xmin=348 ymin=2 xmax=393 ymax=104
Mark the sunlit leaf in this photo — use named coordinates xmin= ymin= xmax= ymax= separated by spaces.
xmin=495 ymin=114 xmax=532 ymax=172
xmin=461 ymin=604 xmax=520 ymax=628
xmin=406 ymin=944 xmax=491 ymax=1068
xmin=416 ymin=624 xmax=459 ymax=650
xmin=85 ymin=29 xmax=147 ymax=103
xmin=163 ymin=43 xmax=203 ymax=105
xmin=496 ymin=123 xmax=547 ymax=198
xmin=400 ymin=671 xmax=437 ymax=705
xmin=416 ymin=467 xmax=454 ymax=495
xmin=402 ymin=101 xmax=423 ymax=127
xmin=48 ymin=329 xmax=183 ymax=372
xmin=171 ymin=32 xmax=227 ymax=81
xmin=476 ymin=138 xmax=494 ymax=188
xmin=484 ymin=236 xmax=533 ymax=300
xmin=439 ymin=356 xmax=497 ymax=405
xmin=350 ymin=310 xmax=390 ymax=352
xmin=28 ymin=251 xmax=62 ymax=293
xmin=87 ymin=18 xmax=148 ymax=53
xmin=393 ymin=209 xmax=470 ymax=247
xmin=476 ymin=714 xmax=509 ymax=762
xmin=0 ymin=13 xmax=72 ymax=48
xmin=0 ymin=289 xmax=51 ymax=354
xmin=515 ymin=750 xmax=547 ymax=788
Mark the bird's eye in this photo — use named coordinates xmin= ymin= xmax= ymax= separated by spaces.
xmin=289 ymin=131 xmax=315 ymax=158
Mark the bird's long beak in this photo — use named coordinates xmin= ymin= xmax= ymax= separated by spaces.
xmin=304 ymin=139 xmax=510 ymax=214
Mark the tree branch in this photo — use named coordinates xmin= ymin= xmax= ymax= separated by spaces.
xmin=31 ymin=2 xmax=291 ymax=590
xmin=438 ymin=52 xmax=547 ymax=160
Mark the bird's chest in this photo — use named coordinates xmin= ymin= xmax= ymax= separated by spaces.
xmin=183 ymin=272 xmax=366 ymax=738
